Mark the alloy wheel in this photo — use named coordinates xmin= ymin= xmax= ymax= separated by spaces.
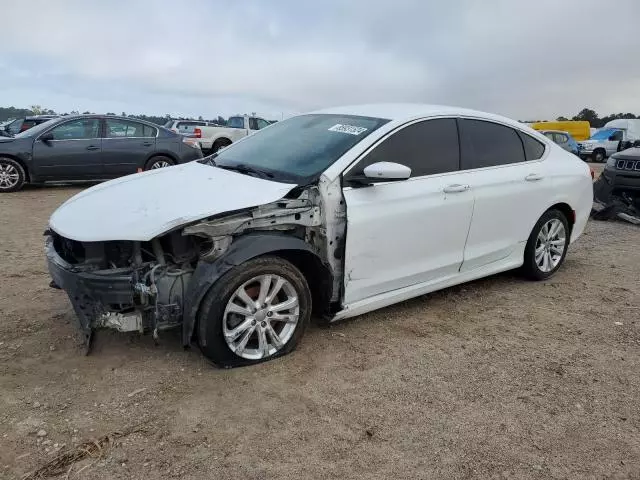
xmin=151 ymin=160 xmax=171 ymax=169
xmin=535 ymin=218 xmax=566 ymax=273
xmin=223 ymin=274 xmax=300 ymax=360
xmin=0 ymin=163 xmax=20 ymax=190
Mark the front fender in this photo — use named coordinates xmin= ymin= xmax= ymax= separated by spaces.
xmin=182 ymin=232 xmax=318 ymax=346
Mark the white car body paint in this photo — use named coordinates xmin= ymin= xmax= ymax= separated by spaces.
xmin=48 ymin=103 xmax=593 ymax=326
xmin=49 ymin=161 xmax=295 ymax=242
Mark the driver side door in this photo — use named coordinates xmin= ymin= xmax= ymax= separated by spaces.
xmin=341 ymin=118 xmax=475 ymax=305
xmin=32 ymin=118 xmax=103 ymax=180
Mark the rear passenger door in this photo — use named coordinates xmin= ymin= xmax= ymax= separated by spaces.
xmin=342 ymin=118 xmax=475 ymax=304
xmin=101 ymin=119 xmax=157 ymax=176
xmin=458 ymin=119 xmax=549 ymax=272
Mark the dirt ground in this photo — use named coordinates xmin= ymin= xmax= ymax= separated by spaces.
xmin=1 ymin=167 xmax=639 ymax=480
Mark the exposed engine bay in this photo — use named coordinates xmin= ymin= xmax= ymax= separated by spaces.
xmin=45 ymin=181 xmax=345 ymax=347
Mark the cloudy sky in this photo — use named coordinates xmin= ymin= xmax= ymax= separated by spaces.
xmin=2 ymin=0 xmax=639 ymax=121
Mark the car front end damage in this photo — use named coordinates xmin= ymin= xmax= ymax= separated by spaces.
xmin=45 ymin=181 xmax=345 ymax=349
xmin=591 ymin=149 xmax=640 ymax=224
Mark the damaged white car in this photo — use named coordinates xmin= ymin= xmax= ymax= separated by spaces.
xmin=46 ymin=104 xmax=593 ymax=367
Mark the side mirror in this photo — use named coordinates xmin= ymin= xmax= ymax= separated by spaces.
xmin=40 ymin=132 xmax=54 ymax=143
xmin=363 ymin=161 xmax=411 ymax=181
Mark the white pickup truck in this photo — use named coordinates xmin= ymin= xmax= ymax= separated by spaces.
xmin=194 ymin=115 xmax=271 ymax=153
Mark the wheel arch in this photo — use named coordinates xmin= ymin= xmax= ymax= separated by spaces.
xmin=182 ymin=232 xmax=333 ymax=346
xmin=0 ymin=154 xmax=30 ymax=182
xmin=546 ymin=202 xmax=575 ymax=234
xmin=144 ymin=151 xmax=178 ymax=168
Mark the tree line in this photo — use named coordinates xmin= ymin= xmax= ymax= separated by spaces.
xmin=523 ymin=108 xmax=638 ymax=127
xmin=0 ymin=105 xmax=228 ymax=126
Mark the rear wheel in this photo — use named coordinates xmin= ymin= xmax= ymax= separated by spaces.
xmin=521 ymin=209 xmax=570 ymax=280
xmin=145 ymin=156 xmax=174 ymax=170
xmin=211 ymin=139 xmax=231 ymax=154
xmin=0 ymin=157 xmax=26 ymax=192
xmin=593 ymin=149 xmax=606 ymax=163
xmin=197 ymin=256 xmax=311 ymax=368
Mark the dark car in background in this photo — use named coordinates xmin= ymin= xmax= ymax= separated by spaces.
xmin=0 ymin=115 xmax=59 ymax=137
xmin=0 ymin=115 xmax=203 ymax=192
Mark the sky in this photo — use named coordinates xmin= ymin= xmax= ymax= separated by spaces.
xmin=1 ymin=0 xmax=639 ymax=121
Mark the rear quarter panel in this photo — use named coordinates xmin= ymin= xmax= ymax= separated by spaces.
xmin=543 ymin=145 xmax=593 ymax=243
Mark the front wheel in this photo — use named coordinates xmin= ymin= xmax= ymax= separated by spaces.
xmin=0 ymin=157 xmax=26 ymax=192
xmin=521 ymin=209 xmax=570 ymax=281
xmin=197 ymin=256 xmax=311 ymax=368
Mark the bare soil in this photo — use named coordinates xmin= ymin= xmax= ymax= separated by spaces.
xmin=1 ymin=175 xmax=639 ymax=480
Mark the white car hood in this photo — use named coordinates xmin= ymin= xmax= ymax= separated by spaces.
xmin=49 ymin=162 xmax=296 ymax=242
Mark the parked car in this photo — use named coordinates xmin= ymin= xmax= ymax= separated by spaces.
xmin=531 ymin=120 xmax=590 ymax=141
xmin=540 ymin=130 xmax=579 ymax=155
xmin=0 ymin=115 xmax=59 ymax=136
xmin=45 ymin=104 xmax=592 ymax=367
xmin=578 ymin=119 xmax=640 ymax=162
xmin=593 ymin=147 xmax=640 ymax=208
xmin=194 ymin=114 xmax=271 ymax=152
xmin=0 ymin=115 xmax=203 ymax=192
xmin=163 ymin=119 xmax=220 ymax=138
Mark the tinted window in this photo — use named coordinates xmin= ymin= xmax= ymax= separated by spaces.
xmin=349 ymin=119 xmax=460 ymax=178
xmin=228 ymin=117 xmax=244 ymax=129
xmin=105 ymin=119 xmax=149 ymax=138
xmin=50 ymin=119 xmax=100 ymax=140
xmin=249 ymin=118 xmax=258 ymax=130
xmin=519 ymin=131 xmax=546 ymax=160
xmin=459 ymin=119 xmax=525 ymax=169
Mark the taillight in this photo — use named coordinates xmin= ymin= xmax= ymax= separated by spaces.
xmin=194 ymin=128 xmax=202 ymax=138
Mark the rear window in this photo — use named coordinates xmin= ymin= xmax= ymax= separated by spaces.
xmin=459 ymin=119 xmax=526 ymax=169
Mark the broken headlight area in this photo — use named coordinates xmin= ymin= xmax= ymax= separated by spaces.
xmin=46 ymin=230 xmax=204 ymax=339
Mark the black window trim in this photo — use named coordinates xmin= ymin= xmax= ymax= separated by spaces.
xmin=342 ymin=115 xmax=463 ymax=182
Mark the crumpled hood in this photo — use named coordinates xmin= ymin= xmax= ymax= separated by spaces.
xmin=49 ymin=161 xmax=296 ymax=242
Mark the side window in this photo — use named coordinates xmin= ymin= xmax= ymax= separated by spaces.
xmin=50 ymin=119 xmax=100 ymax=140
xmin=348 ymin=118 xmax=460 ymax=178
xmin=543 ymin=132 xmax=554 ymax=140
xmin=105 ymin=119 xmax=146 ymax=138
xmin=142 ymin=125 xmax=157 ymax=137
xmin=554 ymin=133 xmax=567 ymax=144
xmin=228 ymin=117 xmax=245 ymax=129
xmin=611 ymin=130 xmax=623 ymax=141
xmin=255 ymin=118 xmax=270 ymax=130
xmin=459 ymin=119 xmax=525 ymax=169
xmin=249 ymin=118 xmax=258 ymax=130
xmin=519 ymin=131 xmax=546 ymax=160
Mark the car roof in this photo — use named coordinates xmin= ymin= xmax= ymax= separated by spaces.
xmin=310 ymin=103 xmax=524 ymax=128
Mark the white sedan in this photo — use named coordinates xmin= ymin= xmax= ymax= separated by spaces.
xmin=46 ymin=104 xmax=593 ymax=367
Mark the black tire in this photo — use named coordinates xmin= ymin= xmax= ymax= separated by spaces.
xmin=211 ymin=139 xmax=231 ymax=154
xmin=0 ymin=157 xmax=27 ymax=192
xmin=521 ymin=209 xmax=570 ymax=281
xmin=593 ymin=149 xmax=606 ymax=163
xmin=197 ymin=256 xmax=312 ymax=368
xmin=144 ymin=155 xmax=175 ymax=170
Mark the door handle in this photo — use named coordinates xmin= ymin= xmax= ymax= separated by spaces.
xmin=142 ymin=142 xmax=153 ymax=147
xmin=525 ymin=173 xmax=543 ymax=182
xmin=85 ymin=145 xmax=100 ymax=151
xmin=443 ymin=184 xmax=470 ymax=193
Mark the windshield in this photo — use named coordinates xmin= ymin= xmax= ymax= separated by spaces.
xmin=208 ymin=114 xmax=390 ymax=183
xmin=589 ymin=128 xmax=619 ymax=140
xmin=13 ymin=118 xmax=58 ymax=138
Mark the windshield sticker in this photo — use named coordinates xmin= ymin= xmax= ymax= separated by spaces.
xmin=328 ymin=124 xmax=368 ymax=135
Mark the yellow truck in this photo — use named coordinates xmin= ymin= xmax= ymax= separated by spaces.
xmin=530 ymin=121 xmax=591 ymax=141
